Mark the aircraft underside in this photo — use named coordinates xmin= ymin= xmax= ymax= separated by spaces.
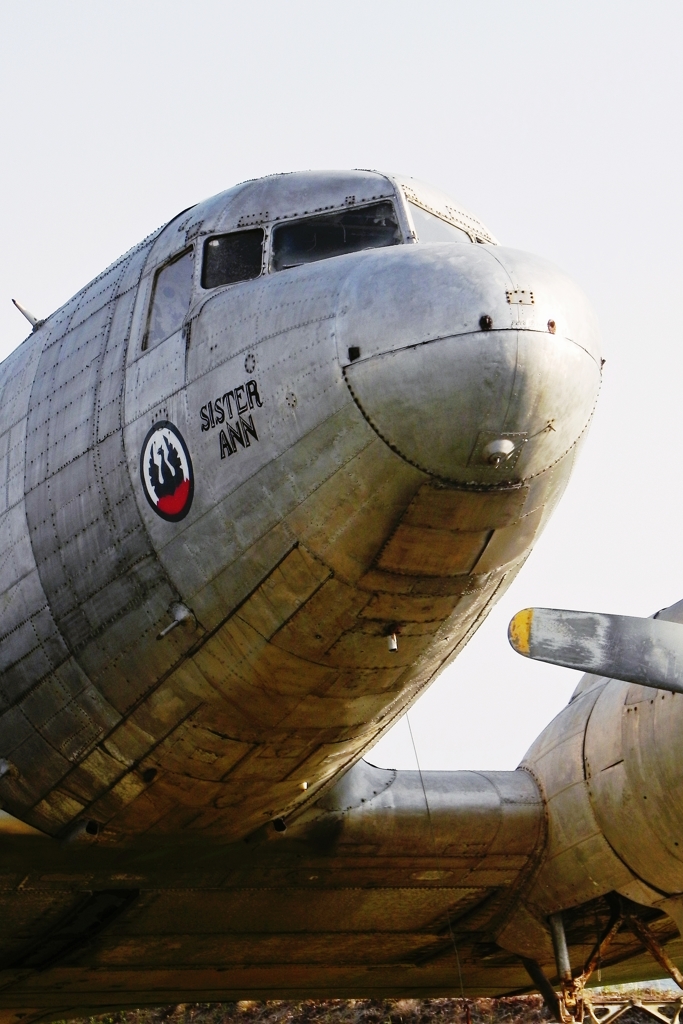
xmin=0 ymin=761 xmax=679 ymax=1022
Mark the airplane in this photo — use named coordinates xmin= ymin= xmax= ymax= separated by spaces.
xmin=2 ymin=166 xmax=663 ymax=1024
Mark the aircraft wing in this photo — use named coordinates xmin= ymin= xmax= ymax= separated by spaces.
xmin=0 ymin=759 xmax=679 ymax=1022
xmin=0 ymin=761 xmax=547 ymax=1017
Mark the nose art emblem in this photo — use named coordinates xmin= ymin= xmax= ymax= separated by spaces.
xmin=140 ymin=421 xmax=194 ymax=522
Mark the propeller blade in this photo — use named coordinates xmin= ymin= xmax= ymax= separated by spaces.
xmin=508 ymin=607 xmax=683 ymax=693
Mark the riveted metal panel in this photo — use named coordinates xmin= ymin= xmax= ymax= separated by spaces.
xmin=586 ymin=680 xmax=683 ymax=894
xmin=522 ymin=683 xmax=636 ymax=913
xmin=124 ymin=330 xmax=186 ymax=422
xmin=24 ymin=248 xmax=168 ymax=652
xmin=0 ymin=326 xmax=79 ymax=822
xmin=0 ymin=235 xmax=188 ymax=830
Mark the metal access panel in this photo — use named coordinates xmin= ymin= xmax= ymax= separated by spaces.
xmin=506 ymin=289 xmax=535 ymax=304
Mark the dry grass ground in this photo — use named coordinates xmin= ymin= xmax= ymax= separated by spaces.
xmin=57 ymin=988 xmax=683 ymax=1024
xmin=60 ymin=999 xmax=550 ymax=1024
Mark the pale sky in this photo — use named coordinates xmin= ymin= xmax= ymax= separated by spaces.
xmin=2 ymin=1 xmax=682 ymax=771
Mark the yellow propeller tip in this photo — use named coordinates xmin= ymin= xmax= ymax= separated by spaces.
xmin=509 ymin=608 xmax=534 ymax=656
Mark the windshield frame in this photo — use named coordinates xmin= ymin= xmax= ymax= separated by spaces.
xmin=268 ymin=199 xmax=405 ymax=273
xmin=407 ymin=201 xmax=474 ymax=244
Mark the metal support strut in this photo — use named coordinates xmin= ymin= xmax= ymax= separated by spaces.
xmin=522 ymin=896 xmax=683 ymax=1024
xmin=549 ymin=911 xmax=585 ymax=1023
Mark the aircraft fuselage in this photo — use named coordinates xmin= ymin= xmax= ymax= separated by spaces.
xmin=0 ymin=171 xmax=609 ymax=1016
xmin=0 ymin=170 xmax=601 ymax=843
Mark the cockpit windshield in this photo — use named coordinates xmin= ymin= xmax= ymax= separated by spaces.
xmin=408 ymin=202 xmax=472 ymax=244
xmin=271 ymin=201 xmax=401 ymax=271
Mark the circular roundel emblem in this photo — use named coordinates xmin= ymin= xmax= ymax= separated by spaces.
xmin=140 ymin=421 xmax=194 ymax=522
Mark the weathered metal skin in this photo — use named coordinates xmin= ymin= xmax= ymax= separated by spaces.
xmin=0 ymin=170 xmax=601 ymax=844
xmin=0 ymin=170 xmax=614 ymax=1016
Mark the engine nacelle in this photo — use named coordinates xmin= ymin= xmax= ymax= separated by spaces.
xmin=500 ymin=599 xmax=683 ymax=958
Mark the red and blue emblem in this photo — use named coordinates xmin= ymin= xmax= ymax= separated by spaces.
xmin=140 ymin=421 xmax=194 ymax=522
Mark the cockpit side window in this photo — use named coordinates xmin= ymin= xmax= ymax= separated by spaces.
xmin=271 ymin=201 xmax=401 ymax=272
xmin=408 ymin=202 xmax=472 ymax=244
xmin=143 ymin=248 xmax=194 ymax=351
xmin=201 ymin=229 xmax=264 ymax=290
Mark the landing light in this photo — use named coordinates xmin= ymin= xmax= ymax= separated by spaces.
xmin=483 ymin=438 xmax=516 ymax=466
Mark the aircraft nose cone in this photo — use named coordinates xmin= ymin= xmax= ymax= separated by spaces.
xmin=336 ymin=244 xmax=601 ymax=484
